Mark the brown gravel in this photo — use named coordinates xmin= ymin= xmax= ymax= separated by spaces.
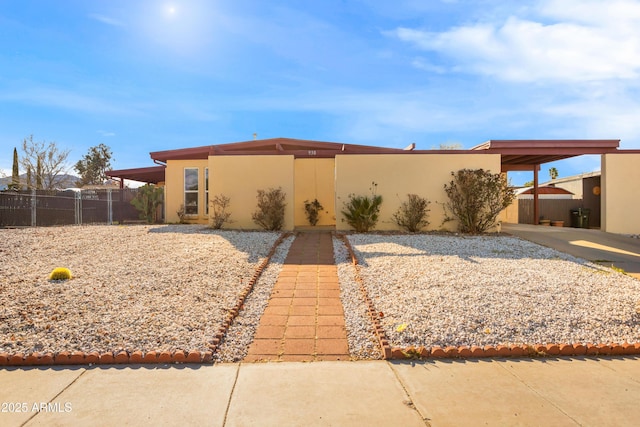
xmin=0 ymin=225 xmax=280 ymax=355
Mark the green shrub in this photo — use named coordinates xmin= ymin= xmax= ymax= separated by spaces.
xmin=304 ymin=199 xmax=323 ymax=226
xmin=210 ymin=194 xmax=233 ymax=229
xmin=393 ymin=194 xmax=430 ymax=232
xmin=252 ymin=187 xmax=286 ymax=231
xmin=131 ymin=184 xmax=164 ymax=223
xmin=443 ymin=168 xmax=515 ymax=233
xmin=49 ymin=267 xmax=72 ymax=281
xmin=341 ymin=182 xmax=382 ymax=232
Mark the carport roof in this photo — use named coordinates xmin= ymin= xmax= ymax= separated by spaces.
xmin=471 ymin=140 xmax=621 ymax=171
xmin=105 ymin=166 xmax=166 ymax=185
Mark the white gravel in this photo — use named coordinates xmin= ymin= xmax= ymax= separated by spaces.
xmin=214 ymin=235 xmax=294 ymax=362
xmin=347 ymin=233 xmax=640 ymax=349
xmin=0 ymin=225 xmax=280 ymax=355
xmin=333 ymin=237 xmax=383 ymax=359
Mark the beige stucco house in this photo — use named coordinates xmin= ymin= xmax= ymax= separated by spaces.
xmin=107 ymin=138 xmax=640 ymax=234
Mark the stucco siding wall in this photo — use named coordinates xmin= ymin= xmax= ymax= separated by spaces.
xmin=602 ymin=153 xmax=640 ymax=234
xmin=209 ymin=155 xmax=295 ymax=230
xmin=294 ymin=158 xmax=336 ymax=227
xmin=502 ymin=198 xmax=519 ymax=224
xmin=555 ymin=178 xmax=584 ymax=199
xmin=335 ymin=154 xmax=502 ymax=231
xmin=165 ymin=159 xmax=209 ymax=224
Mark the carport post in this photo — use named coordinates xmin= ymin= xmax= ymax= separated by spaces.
xmin=533 ymin=165 xmax=539 ymax=225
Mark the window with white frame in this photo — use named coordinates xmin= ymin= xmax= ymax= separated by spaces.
xmin=184 ymin=168 xmax=199 ymax=215
xmin=205 ymin=167 xmax=209 ymax=216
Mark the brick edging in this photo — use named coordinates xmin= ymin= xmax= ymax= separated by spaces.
xmin=337 ymin=234 xmax=640 ymax=361
xmin=337 ymin=233 xmax=392 ymax=359
xmin=209 ymin=232 xmax=291 ymax=355
xmin=0 ymin=232 xmax=290 ymax=367
xmin=389 ymin=342 xmax=640 ymax=359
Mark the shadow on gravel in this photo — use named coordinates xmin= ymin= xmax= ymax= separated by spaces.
xmin=147 ymin=224 xmax=281 ymax=264
xmin=346 ymin=233 xmax=602 ymax=269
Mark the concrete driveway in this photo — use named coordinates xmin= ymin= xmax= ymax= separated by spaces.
xmin=502 ymin=223 xmax=640 ymax=279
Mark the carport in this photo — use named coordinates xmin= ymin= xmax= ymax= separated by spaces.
xmin=472 ymin=140 xmax=620 ymax=228
xmin=105 ymin=166 xmax=166 ymax=188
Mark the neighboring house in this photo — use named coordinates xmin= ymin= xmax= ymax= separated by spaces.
xmin=537 ymin=171 xmax=601 ymax=200
xmin=106 ymin=138 xmax=640 ymax=235
xmin=516 ymin=186 xmax=574 ymax=199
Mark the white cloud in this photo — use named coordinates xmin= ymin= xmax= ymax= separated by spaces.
xmin=89 ymin=13 xmax=125 ymax=27
xmin=0 ymin=86 xmax=143 ymax=116
xmin=411 ymin=57 xmax=447 ymax=73
xmin=389 ymin=0 xmax=640 ymax=83
xmin=97 ymin=130 xmax=116 ymax=137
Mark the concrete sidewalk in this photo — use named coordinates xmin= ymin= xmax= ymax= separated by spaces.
xmin=503 ymin=223 xmax=640 ymax=279
xmin=2 ymin=358 xmax=640 ymax=426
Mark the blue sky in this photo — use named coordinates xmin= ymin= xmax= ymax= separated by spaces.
xmin=1 ymin=0 xmax=639 ymax=185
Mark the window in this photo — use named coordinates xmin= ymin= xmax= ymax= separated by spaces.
xmin=205 ymin=167 xmax=209 ymax=216
xmin=184 ymin=168 xmax=199 ymax=215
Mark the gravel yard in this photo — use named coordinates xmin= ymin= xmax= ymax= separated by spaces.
xmin=214 ymin=235 xmax=294 ymax=362
xmin=346 ymin=234 xmax=640 ymax=349
xmin=4 ymin=225 xmax=639 ymax=361
xmin=333 ymin=237 xmax=383 ymax=359
xmin=0 ymin=225 xmax=280 ymax=355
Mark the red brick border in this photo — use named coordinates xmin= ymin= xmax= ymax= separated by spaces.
xmin=337 ymin=233 xmax=392 ymax=359
xmin=0 ymin=233 xmax=290 ymax=367
xmin=339 ymin=233 xmax=640 ymax=361
xmin=387 ymin=342 xmax=640 ymax=360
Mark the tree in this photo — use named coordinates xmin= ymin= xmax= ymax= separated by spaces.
xmin=435 ymin=142 xmax=463 ymax=150
xmin=549 ymin=167 xmax=558 ymax=180
xmin=9 ymin=147 xmax=20 ymax=190
xmin=131 ymin=184 xmax=164 ymax=223
xmin=36 ymin=156 xmax=43 ymax=189
xmin=20 ymin=135 xmax=71 ymax=190
xmin=443 ymin=169 xmax=516 ymax=233
xmin=74 ymin=144 xmax=113 ymax=187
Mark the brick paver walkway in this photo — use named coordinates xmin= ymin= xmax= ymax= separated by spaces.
xmin=245 ymin=232 xmax=350 ymax=362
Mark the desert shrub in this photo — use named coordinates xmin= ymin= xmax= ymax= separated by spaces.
xmin=177 ymin=204 xmax=186 ymax=224
xmin=252 ymin=187 xmax=286 ymax=231
xmin=393 ymin=194 xmax=430 ymax=232
xmin=304 ymin=199 xmax=323 ymax=226
xmin=210 ymin=194 xmax=233 ymax=229
xmin=443 ymin=168 xmax=515 ymax=233
xmin=49 ymin=267 xmax=72 ymax=281
xmin=341 ymin=182 xmax=382 ymax=232
xmin=131 ymin=184 xmax=164 ymax=223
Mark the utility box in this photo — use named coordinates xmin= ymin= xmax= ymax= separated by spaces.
xmin=570 ymin=208 xmax=591 ymax=228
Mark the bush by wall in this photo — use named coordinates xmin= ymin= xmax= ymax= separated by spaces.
xmin=341 ymin=182 xmax=382 ymax=232
xmin=392 ymin=194 xmax=430 ymax=232
xmin=252 ymin=187 xmax=286 ymax=231
xmin=304 ymin=199 xmax=323 ymax=226
xmin=443 ymin=169 xmax=515 ymax=233
xmin=210 ymin=194 xmax=233 ymax=229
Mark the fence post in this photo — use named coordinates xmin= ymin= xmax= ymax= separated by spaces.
xmin=75 ymin=191 xmax=82 ymax=225
xmin=31 ymin=189 xmax=37 ymax=226
xmin=107 ymin=189 xmax=113 ymax=225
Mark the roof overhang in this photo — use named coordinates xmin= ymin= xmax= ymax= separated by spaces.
xmin=149 ymin=137 xmax=410 ymax=162
xmin=471 ymin=140 xmax=621 ymax=172
xmin=106 ymin=166 xmax=166 ymax=184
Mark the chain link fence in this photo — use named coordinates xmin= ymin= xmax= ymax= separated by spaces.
xmin=0 ymin=189 xmax=157 ymax=227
